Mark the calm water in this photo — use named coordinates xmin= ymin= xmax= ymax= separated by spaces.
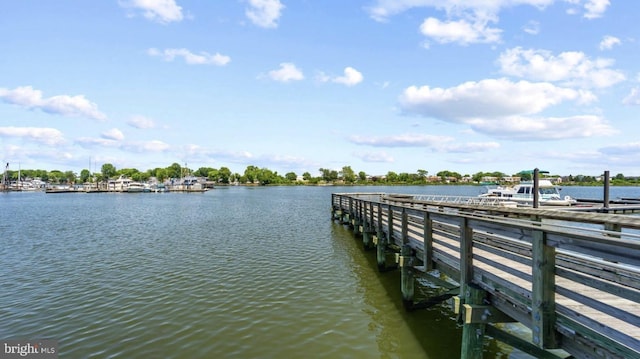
xmin=1 ymin=185 xmax=638 ymax=358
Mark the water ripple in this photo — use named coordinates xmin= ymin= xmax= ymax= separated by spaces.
xmin=0 ymin=188 xmax=524 ymax=358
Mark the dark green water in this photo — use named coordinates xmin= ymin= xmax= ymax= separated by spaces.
xmin=3 ymin=185 xmax=633 ymax=358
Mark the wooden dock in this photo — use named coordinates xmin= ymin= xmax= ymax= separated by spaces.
xmin=331 ymin=192 xmax=640 ymax=359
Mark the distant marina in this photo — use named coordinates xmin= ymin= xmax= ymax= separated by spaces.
xmin=1 ymin=178 xmax=211 ymax=193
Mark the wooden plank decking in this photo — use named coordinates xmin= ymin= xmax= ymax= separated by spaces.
xmin=332 ymin=192 xmax=640 ymax=359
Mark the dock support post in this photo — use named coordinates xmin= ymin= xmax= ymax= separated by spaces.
xmin=603 ymin=170 xmax=610 ymax=209
xmin=460 ymin=284 xmax=486 ymax=359
xmin=353 ymin=200 xmax=361 ymax=236
xmin=400 ymin=244 xmax=415 ymax=307
xmin=532 ymin=229 xmax=558 ymax=348
xmin=376 ymin=231 xmax=386 ymax=270
xmin=376 ymin=203 xmax=386 ymax=270
xmin=363 ymin=229 xmax=372 ymax=250
xmin=423 ymin=212 xmax=433 ymax=271
xmin=458 ymin=218 xmax=486 ymax=359
xmin=362 ymin=202 xmax=373 ymax=250
xmin=533 ymin=168 xmax=540 ymax=208
xmin=331 ymin=194 xmax=336 ymax=219
xmin=347 ymin=197 xmax=354 ymax=228
xmin=400 ymin=209 xmax=414 ymax=307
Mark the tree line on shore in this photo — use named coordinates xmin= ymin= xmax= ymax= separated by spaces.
xmin=3 ymin=163 xmax=639 ymax=186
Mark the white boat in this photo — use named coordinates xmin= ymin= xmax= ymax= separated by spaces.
xmin=479 ymin=180 xmax=576 ymax=206
xmin=127 ymin=182 xmax=145 ymax=192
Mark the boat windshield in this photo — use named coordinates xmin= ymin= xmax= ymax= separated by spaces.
xmin=540 ymin=187 xmax=559 ymax=195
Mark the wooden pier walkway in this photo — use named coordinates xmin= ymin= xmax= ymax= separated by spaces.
xmin=331 ymin=192 xmax=640 ymax=359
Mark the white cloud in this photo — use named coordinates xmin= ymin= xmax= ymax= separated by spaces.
xmin=522 ymin=20 xmax=540 ymax=35
xmin=398 ymin=78 xmax=614 ymax=140
xmin=127 ymin=115 xmax=156 ymax=129
xmin=268 ymin=63 xmax=304 ymax=82
xmin=367 ymin=0 xmax=605 ymax=22
xmin=75 ymin=137 xmax=120 ymax=148
xmin=102 ymin=128 xmax=125 ymax=141
xmin=184 ymin=144 xmax=255 ymax=162
xmin=466 ymin=115 xmax=616 ymax=140
xmin=123 ymin=140 xmax=170 ymax=152
xmin=420 ymin=17 xmax=502 ymax=45
xmin=350 ymin=133 xmax=500 ymax=153
xmin=497 ymin=47 xmax=625 ymax=88
xmin=79 ymin=139 xmax=170 ymax=153
xmin=623 ymin=88 xmax=640 ymax=106
xmin=349 ymin=133 xmax=452 ymax=147
xmin=442 ymin=142 xmax=501 ymax=153
xmin=246 ymin=0 xmax=284 ymax=28
xmin=119 ymin=0 xmax=184 ymax=24
xmin=400 ymin=78 xmax=594 ymax=119
xmin=599 ymin=35 xmax=620 ymax=50
xmin=318 ymin=67 xmax=364 ymax=86
xmin=0 ymin=126 xmax=65 ymax=145
xmin=583 ymin=0 xmax=610 ymax=19
xmin=366 ymin=1 xmax=608 ymax=46
xmin=599 ymin=142 xmax=640 ymax=155
xmin=148 ymin=48 xmax=231 ymax=66
xmin=354 ymin=151 xmax=394 ymax=163
xmin=334 ymin=67 xmax=364 ymax=86
xmin=0 ymin=86 xmax=107 ymax=121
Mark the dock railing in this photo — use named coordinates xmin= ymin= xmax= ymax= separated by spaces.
xmin=332 ymin=192 xmax=640 ymax=359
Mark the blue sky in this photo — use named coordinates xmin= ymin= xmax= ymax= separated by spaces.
xmin=1 ymin=0 xmax=639 ymax=177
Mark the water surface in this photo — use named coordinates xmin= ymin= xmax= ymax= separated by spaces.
xmin=1 ymin=185 xmax=637 ymax=358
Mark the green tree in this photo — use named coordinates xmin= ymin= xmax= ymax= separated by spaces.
xmin=319 ymin=168 xmax=338 ymax=182
xmin=48 ymin=170 xmax=64 ymax=184
xmin=155 ymin=168 xmax=168 ymax=182
xmin=257 ymin=168 xmax=276 ymax=185
xmin=341 ymin=166 xmax=356 ymax=183
xmin=285 ymin=172 xmax=297 ymax=182
xmin=244 ymin=165 xmax=260 ymax=184
xmin=101 ymin=163 xmax=117 ymax=181
xmin=437 ymin=170 xmax=462 ymax=182
xmin=218 ymin=167 xmax=232 ymax=184
xmin=302 ymin=172 xmax=312 ymax=181
xmin=358 ymin=171 xmax=367 ymax=182
xmin=207 ymin=170 xmax=219 ymax=182
xmin=319 ymin=168 xmax=329 ymax=181
xmin=194 ymin=167 xmax=215 ymax=177
xmin=118 ymin=168 xmax=139 ymax=178
xmin=166 ymin=163 xmax=182 ymax=179
xmin=398 ymin=172 xmax=410 ymax=182
xmin=79 ymin=169 xmax=91 ymax=183
xmin=63 ymin=171 xmax=77 ymax=184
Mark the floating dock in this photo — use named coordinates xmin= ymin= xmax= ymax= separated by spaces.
xmin=332 ymin=192 xmax=640 ymax=359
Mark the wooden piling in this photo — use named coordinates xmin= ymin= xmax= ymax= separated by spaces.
xmin=375 ymin=203 xmax=386 ymax=270
xmin=362 ymin=202 xmax=374 ymax=250
xmin=400 ymin=244 xmax=414 ymax=307
xmin=400 ymin=209 xmax=414 ymax=306
xmin=460 ymin=284 xmax=487 ymax=359
xmin=604 ymin=170 xmax=610 ymax=209
xmin=532 ymin=230 xmax=558 ymax=348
